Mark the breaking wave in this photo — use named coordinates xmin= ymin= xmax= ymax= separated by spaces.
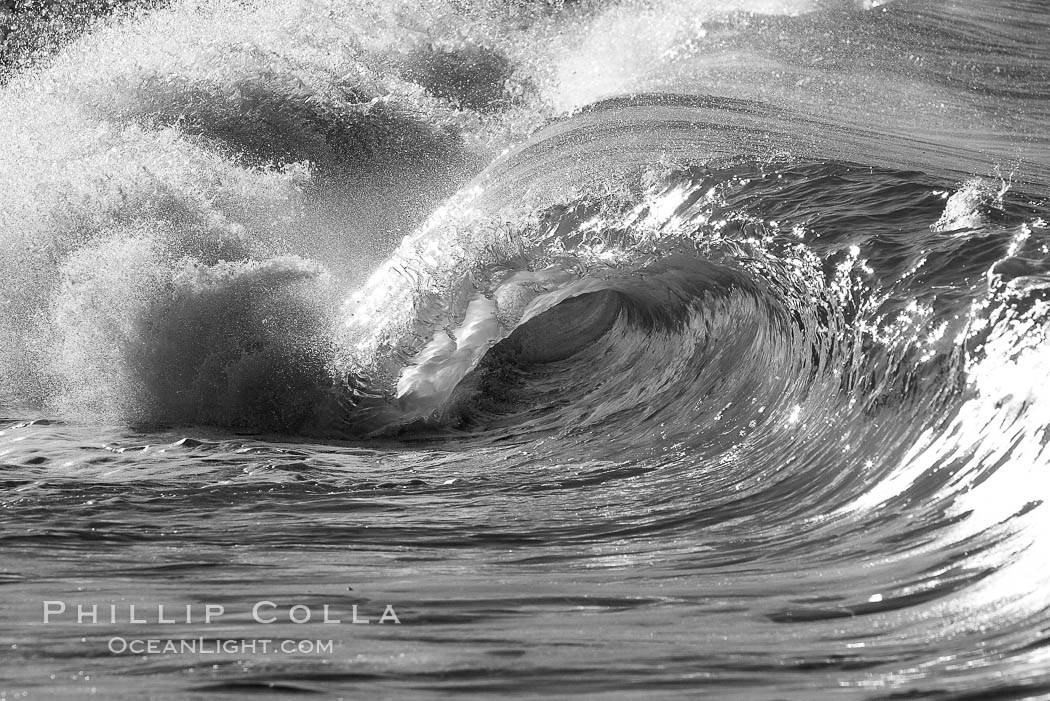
xmin=2 ymin=1 xmax=1050 ymax=695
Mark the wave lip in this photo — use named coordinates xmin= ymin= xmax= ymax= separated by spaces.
xmin=336 ymin=156 xmax=850 ymax=445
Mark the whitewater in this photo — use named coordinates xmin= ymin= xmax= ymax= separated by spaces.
xmin=1 ymin=0 xmax=1049 ymax=698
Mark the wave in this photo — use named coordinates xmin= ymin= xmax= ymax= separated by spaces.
xmin=3 ymin=1 xmax=1050 ymax=696
xmin=0 ymin=0 xmax=1046 ymax=457
xmin=0 ymin=0 xmax=542 ymax=425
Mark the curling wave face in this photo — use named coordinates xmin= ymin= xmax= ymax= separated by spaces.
xmin=2 ymin=0 xmax=1050 ymax=697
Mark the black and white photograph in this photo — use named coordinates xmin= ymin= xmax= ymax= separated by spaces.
xmin=1 ymin=0 xmax=1049 ymax=698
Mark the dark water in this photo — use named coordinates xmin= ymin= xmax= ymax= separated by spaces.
xmin=2 ymin=0 xmax=1050 ymax=698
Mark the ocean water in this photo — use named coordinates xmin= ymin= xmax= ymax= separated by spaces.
xmin=2 ymin=0 xmax=1050 ymax=698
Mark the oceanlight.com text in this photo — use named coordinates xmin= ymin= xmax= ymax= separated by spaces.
xmin=107 ymin=637 xmax=335 ymax=655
